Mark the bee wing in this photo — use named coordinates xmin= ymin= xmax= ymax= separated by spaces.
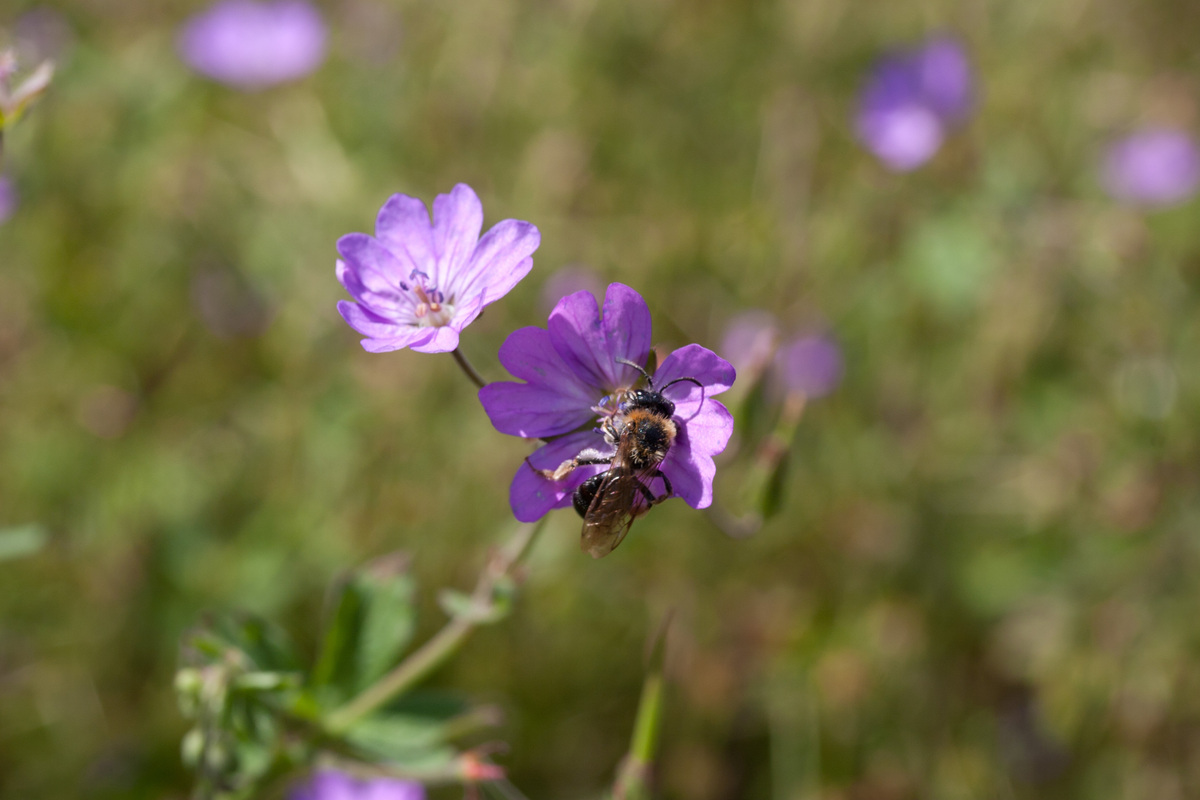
xmin=580 ymin=466 xmax=645 ymax=559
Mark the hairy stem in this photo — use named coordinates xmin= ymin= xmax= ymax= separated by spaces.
xmin=324 ymin=520 xmax=544 ymax=734
xmin=451 ymin=347 xmax=487 ymax=390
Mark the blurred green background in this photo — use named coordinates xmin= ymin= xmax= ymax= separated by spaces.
xmin=4 ymin=0 xmax=1200 ymax=797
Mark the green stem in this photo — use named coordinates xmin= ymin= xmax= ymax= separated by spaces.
xmin=613 ymin=617 xmax=671 ymax=800
xmin=451 ymin=347 xmax=487 ymax=390
xmin=324 ymin=521 xmax=543 ymax=734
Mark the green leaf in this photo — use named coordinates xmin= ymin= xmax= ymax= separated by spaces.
xmin=313 ymin=553 xmax=417 ymax=698
xmin=344 ymin=713 xmax=459 ymax=771
xmin=355 ymin=555 xmax=417 ymax=691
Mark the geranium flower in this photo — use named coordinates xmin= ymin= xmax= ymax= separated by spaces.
xmin=856 ymin=35 xmax=973 ymax=171
xmin=720 ymin=311 xmax=844 ymax=399
xmin=336 ymin=184 xmax=540 ymax=353
xmin=480 ymin=283 xmax=735 ymax=523
xmin=288 ymin=770 xmax=424 ymax=800
xmin=1102 ymin=129 xmax=1200 ymax=208
xmin=774 ymin=334 xmax=843 ymax=399
xmin=178 ymin=0 xmax=327 ymax=91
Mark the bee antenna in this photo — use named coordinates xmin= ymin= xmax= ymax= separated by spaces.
xmin=614 ymin=357 xmax=655 ymax=387
xmin=661 ymin=376 xmax=703 ymax=391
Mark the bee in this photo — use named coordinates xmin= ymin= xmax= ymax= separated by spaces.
xmin=536 ymin=357 xmax=702 ymax=558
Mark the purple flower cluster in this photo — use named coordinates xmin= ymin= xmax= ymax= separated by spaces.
xmin=336 ymin=184 xmax=540 ymax=353
xmin=178 ymin=0 xmax=327 ymax=90
xmin=721 ymin=311 xmax=843 ymax=399
xmin=1102 ymin=129 xmax=1200 ymax=209
xmin=856 ymin=36 xmax=973 ymax=171
xmin=479 ymin=284 xmax=735 ymax=522
xmin=289 ymin=770 xmax=423 ymax=800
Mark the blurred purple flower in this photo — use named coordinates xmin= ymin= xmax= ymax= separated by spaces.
xmin=720 ymin=310 xmax=779 ymax=378
xmin=289 ymin=770 xmax=424 ymax=800
xmin=774 ymin=334 xmax=843 ymax=398
xmin=1102 ymin=129 xmax=1200 ymax=208
xmin=479 ymin=283 xmax=735 ymax=522
xmin=856 ymin=36 xmax=973 ymax=171
xmin=0 ymin=177 xmax=17 ymax=223
xmin=178 ymin=0 xmax=327 ymax=91
xmin=337 ymin=184 xmax=540 ymax=353
xmin=14 ymin=7 xmax=73 ymax=64
xmin=540 ymin=264 xmax=603 ymax=315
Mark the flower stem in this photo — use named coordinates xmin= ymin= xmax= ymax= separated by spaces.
xmin=323 ymin=520 xmax=545 ymax=734
xmin=451 ymin=347 xmax=487 ymax=390
xmin=613 ymin=615 xmax=672 ymax=800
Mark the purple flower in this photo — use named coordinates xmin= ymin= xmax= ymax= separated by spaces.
xmin=479 ymin=283 xmax=735 ymax=523
xmin=720 ymin=310 xmax=779 ymax=378
xmin=0 ymin=177 xmax=16 ymax=223
xmin=336 ymin=184 xmax=540 ymax=353
xmin=289 ymin=770 xmax=424 ymax=800
xmin=178 ymin=0 xmax=327 ymax=91
xmin=774 ymin=334 xmax=843 ymax=398
xmin=856 ymin=36 xmax=973 ymax=171
xmin=1102 ymin=129 xmax=1200 ymax=208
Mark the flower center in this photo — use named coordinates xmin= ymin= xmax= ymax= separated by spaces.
xmin=591 ymin=386 xmax=636 ymax=444
xmin=400 ymin=270 xmax=456 ymax=327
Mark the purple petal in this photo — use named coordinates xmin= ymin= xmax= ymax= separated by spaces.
xmin=857 ymin=104 xmax=944 ymax=172
xmin=178 ymin=0 xmax=327 ymax=91
xmin=855 ymin=35 xmax=972 ymax=171
xmin=914 ymin=37 xmax=972 ymax=122
xmin=659 ymin=404 xmax=729 ymax=509
xmin=480 ymin=381 xmax=597 ymax=437
xmin=720 ymin=310 xmax=778 ymax=376
xmin=480 ymin=327 xmax=600 ymax=437
xmin=288 ymin=770 xmax=425 ymax=800
xmin=359 ymin=778 xmax=426 ymax=800
xmin=510 ymin=430 xmax=610 ymax=522
xmin=337 ymin=235 xmax=411 ymax=301
xmin=337 ymin=300 xmax=406 ymax=339
xmin=450 ymin=220 xmax=540 ymax=304
xmin=1102 ymin=129 xmax=1200 ymax=208
xmin=600 ymin=283 xmax=654 ymax=385
xmin=654 ymin=344 xmax=736 ymax=419
xmin=336 ymin=253 xmax=416 ymax=321
xmin=359 ymin=328 xmax=440 ymax=354
xmin=375 ymin=193 xmax=434 ymax=273
xmin=679 ymin=397 xmax=734 ymax=458
xmin=408 ymin=325 xmax=460 ymax=354
xmin=288 ymin=770 xmax=358 ymax=800
xmin=548 ymin=284 xmax=651 ymax=392
xmin=431 ymin=184 xmax=484 ymax=288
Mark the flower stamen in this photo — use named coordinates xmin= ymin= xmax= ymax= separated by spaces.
xmin=405 ymin=269 xmax=454 ymax=326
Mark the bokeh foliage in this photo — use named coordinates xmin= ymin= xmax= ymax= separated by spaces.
xmin=4 ymin=0 xmax=1200 ymax=798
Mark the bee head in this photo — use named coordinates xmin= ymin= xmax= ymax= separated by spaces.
xmin=624 ymin=389 xmax=675 ymax=419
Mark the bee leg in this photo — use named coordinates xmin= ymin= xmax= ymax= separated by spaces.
xmin=650 ymin=470 xmax=672 ymax=505
xmin=528 ymin=449 xmax=613 ymax=481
